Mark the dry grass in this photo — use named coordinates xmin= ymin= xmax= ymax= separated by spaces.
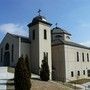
xmin=31 ymin=79 xmax=73 ymax=90
xmin=3 ymin=79 xmax=74 ymax=90
xmin=69 ymin=78 xmax=90 ymax=84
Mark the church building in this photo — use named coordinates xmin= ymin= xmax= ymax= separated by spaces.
xmin=0 ymin=12 xmax=90 ymax=82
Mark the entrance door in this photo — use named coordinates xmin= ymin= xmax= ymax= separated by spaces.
xmin=87 ymin=70 xmax=90 ymax=77
xmin=4 ymin=52 xmax=10 ymax=66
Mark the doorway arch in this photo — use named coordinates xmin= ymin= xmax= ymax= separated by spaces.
xmin=4 ymin=51 xmax=10 ymax=66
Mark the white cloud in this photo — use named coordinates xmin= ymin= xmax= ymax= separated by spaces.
xmin=0 ymin=23 xmax=28 ymax=37
xmin=80 ymin=41 xmax=90 ymax=47
xmin=79 ymin=22 xmax=90 ymax=30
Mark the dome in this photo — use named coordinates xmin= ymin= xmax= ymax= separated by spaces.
xmin=27 ymin=15 xmax=52 ymax=27
xmin=32 ymin=15 xmax=47 ymax=23
xmin=52 ymin=27 xmax=71 ymax=35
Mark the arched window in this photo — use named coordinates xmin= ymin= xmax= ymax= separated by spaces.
xmin=1 ymin=48 xmax=3 ymax=62
xmin=5 ymin=43 xmax=9 ymax=50
xmin=12 ymin=44 xmax=14 ymax=62
xmin=71 ymin=71 xmax=74 ymax=77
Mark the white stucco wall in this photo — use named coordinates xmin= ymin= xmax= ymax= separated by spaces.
xmin=64 ymin=45 xmax=90 ymax=82
xmin=21 ymin=42 xmax=30 ymax=61
xmin=52 ymin=45 xmax=65 ymax=82
xmin=29 ymin=24 xmax=39 ymax=74
xmin=39 ymin=22 xmax=52 ymax=79
xmin=0 ymin=33 xmax=19 ymax=66
xmin=29 ymin=22 xmax=52 ymax=79
xmin=52 ymin=43 xmax=90 ymax=82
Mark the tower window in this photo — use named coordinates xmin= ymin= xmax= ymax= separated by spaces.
xmin=71 ymin=71 xmax=74 ymax=77
xmin=82 ymin=53 xmax=84 ymax=62
xmin=87 ymin=53 xmax=89 ymax=62
xmin=44 ymin=29 xmax=47 ymax=39
xmin=32 ymin=30 xmax=35 ymax=40
xmin=77 ymin=52 xmax=79 ymax=62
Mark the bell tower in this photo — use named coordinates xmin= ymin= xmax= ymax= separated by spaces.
xmin=28 ymin=11 xmax=52 ymax=79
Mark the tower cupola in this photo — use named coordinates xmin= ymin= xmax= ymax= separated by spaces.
xmin=32 ymin=15 xmax=47 ymax=22
xmin=51 ymin=26 xmax=71 ymax=42
xmin=28 ymin=15 xmax=52 ymax=27
xmin=28 ymin=9 xmax=52 ymax=27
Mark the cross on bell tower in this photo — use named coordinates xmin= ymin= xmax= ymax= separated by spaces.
xmin=38 ymin=9 xmax=41 ymax=16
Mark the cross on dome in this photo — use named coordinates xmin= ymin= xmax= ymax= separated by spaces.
xmin=55 ymin=23 xmax=58 ymax=27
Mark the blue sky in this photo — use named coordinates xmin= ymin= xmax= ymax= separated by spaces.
xmin=0 ymin=0 xmax=90 ymax=46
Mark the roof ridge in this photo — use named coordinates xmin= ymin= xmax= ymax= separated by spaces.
xmin=8 ymin=33 xmax=29 ymax=39
xmin=52 ymin=27 xmax=71 ymax=36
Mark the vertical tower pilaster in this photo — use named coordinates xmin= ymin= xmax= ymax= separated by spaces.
xmin=28 ymin=15 xmax=52 ymax=79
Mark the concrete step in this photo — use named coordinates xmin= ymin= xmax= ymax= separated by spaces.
xmin=31 ymin=73 xmax=40 ymax=79
xmin=0 ymin=67 xmax=14 ymax=80
xmin=0 ymin=79 xmax=14 ymax=90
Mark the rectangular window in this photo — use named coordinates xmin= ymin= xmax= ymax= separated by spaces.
xmin=44 ymin=29 xmax=47 ymax=39
xmin=87 ymin=53 xmax=89 ymax=62
xmin=77 ymin=71 xmax=80 ymax=76
xmin=88 ymin=70 xmax=90 ymax=77
xmin=71 ymin=71 xmax=74 ymax=77
xmin=77 ymin=52 xmax=79 ymax=62
xmin=32 ymin=30 xmax=35 ymax=40
xmin=82 ymin=53 xmax=84 ymax=62
xmin=83 ymin=70 xmax=85 ymax=75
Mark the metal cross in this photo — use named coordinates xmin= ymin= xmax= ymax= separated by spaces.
xmin=38 ymin=9 xmax=41 ymax=16
xmin=55 ymin=23 xmax=58 ymax=27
